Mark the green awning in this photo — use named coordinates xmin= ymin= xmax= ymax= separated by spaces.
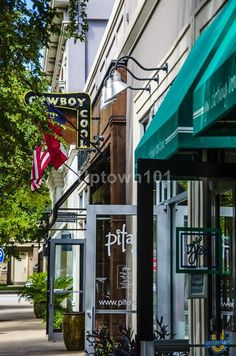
xmin=193 ymin=14 xmax=236 ymax=136
xmin=135 ymin=0 xmax=236 ymax=165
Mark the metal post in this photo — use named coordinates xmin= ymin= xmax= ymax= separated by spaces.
xmin=137 ymin=159 xmax=154 ymax=355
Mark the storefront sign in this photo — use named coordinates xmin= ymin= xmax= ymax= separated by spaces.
xmin=0 ymin=248 xmax=5 ymax=263
xmin=205 ymin=331 xmax=229 ymax=354
xmin=105 ymin=224 xmax=134 ymax=257
xmin=57 ymin=212 xmax=78 ymax=223
xmin=193 ymin=50 xmax=236 ymax=135
xmin=24 ymin=91 xmax=91 ymax=149
xmin=96 ymin=217 xmax=136 ymax=313
xmin=176 ymin=227 xmax=222 ymax=273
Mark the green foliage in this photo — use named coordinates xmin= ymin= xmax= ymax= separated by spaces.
xmin=0 ymin=1 xmax=88 ymax=76
xmin=220 ymin=191 xmax=233 ymax=207
xmin=0 ymin=74 xmax=49 ymax=192
xmin=177 ymin=180 xmax=188 ymax=193
xmin=18 ymin=272 xmax=73 ymax=304
xmin=53 ymin=308 xmax=65 ymax=330
xmin=0 ymin=185 xmax=50 ymax=255
xmin=54 ymin=276 xmax=73 ymax=307
xmin=18 ymin=272 xmax=47 ymax=303
xmin=64 ymin=0 xmax=89 ymax=42
xmin=53 ymin=276 xmax=73 ymax=329
xmin=86 ymin=324 xmax=137 ymax=356
xmin=0 ymin=1 xmax=89 ymax=254
xmin=19 ymin=272 xmax=73 ymax=327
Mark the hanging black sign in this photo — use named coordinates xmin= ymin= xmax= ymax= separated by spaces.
xmin=24 ymin=91 xmax=91 ymax=149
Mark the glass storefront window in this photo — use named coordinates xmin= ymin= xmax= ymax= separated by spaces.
xmin=154 ymin=188 xmax=189 ymax=340
xmin=95 ymin=215 xmax=137 ymax=333
xmin=217 ymin=189 xmax=235 ymax=334
xmin=172 ymin=200 xmax=189 ymax=339
xmin=53 ymin=243 xmax=84 ymax=331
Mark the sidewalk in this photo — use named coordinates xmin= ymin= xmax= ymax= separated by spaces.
xmin=0 ymin=294 xmax=85 ymax=356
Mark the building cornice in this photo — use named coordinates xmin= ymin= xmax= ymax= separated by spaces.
xmin=51 ymin=22 xmax=68 ymax=89
xmin=43 ymin=2 xmax=69 ymax=83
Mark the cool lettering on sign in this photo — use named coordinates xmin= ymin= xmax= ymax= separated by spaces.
xmin=105 ymin=224 xmax=134 ymax=257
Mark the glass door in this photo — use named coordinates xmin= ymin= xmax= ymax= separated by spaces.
xmin=85 ymin=204 xmax=161 ymax=353
xmin=172 ymin=201 xmax=189 ymax=339
xmin=95 ymin=214 xmax=136 ymax=333
xmin=213 ymin=183 xmax=235 ymax=345
xmin=153 ymin=197 xmax=189 ymax=341
xmin=85 ymin=205 xmax=138 ymax=353
xmin=48 ymin=239 xmax=85 ymax=341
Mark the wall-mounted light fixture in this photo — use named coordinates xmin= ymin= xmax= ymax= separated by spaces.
xmin=100 ymin=55 xmax=168 ymax=110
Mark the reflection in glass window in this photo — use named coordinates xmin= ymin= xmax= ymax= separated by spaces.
xmin=173 ymin=201 xmax=189 ymax=339
xmin=218 ymin=190 xmax=234 ymax=333
xmin=95 ymin=215 xmax=137 ymax=334
xmin=53 ymin=244 xmax=84 ymax=331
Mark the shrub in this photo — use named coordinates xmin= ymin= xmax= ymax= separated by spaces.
xmin=86 ymin=323 xmax=137 ymax=356
xmin=18 ymin=272 xmax=47 ymax=303
xmin=18 ymin=272 xmax=73 ymax=326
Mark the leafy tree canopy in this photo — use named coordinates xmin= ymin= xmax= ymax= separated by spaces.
xmin=0 ymin=0 xmax=88 ymax=254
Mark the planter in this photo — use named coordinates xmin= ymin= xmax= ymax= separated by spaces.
xmin=63 ymin=312 xmax=85 ymax=351
xmin=33 ymin=301 xmax=47 ymax=319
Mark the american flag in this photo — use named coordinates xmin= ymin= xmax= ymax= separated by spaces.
xmin=30 ymin=105 xmax=68 ymax=191
xmin=44 ymin=103 xmax=68 ymax=170
xmin=30 ymin=145 xmax=51 ymax=191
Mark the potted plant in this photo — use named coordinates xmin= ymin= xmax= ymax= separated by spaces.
xmin=52 ymin=276 xmax=73 ymax=331
xmin=18 ymin=273 xmax=73 ymax=320
xmin=63 ymin=311 xmax=85 ymax=351
xmin=18 ymin=272 xmax=47 ymax=318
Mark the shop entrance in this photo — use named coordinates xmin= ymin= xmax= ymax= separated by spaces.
xmin=47 ymin=239 xmax=85 ymax=341
xmin=85 ymin=204 xmax=163 ymax=352
xmin=137 ymin=158 xmax=236 ymax=355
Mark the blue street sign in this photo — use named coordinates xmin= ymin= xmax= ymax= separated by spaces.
xmin=0 ymin=248 xmax=5 ymax=263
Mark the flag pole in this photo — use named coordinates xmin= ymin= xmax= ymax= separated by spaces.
xmin=63 ymin=163 xmax=90 ymax=186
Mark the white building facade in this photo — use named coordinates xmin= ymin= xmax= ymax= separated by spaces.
xmin=44 ymin=0 xmax=236 ymax=355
